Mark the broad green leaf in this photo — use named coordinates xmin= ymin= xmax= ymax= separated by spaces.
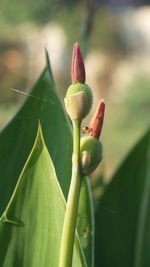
xmin=0 ymin=54 xmax=72 ymax=216
xmin=0 ymin=125 xmax=86 ymax=267
xmin=78 ymin=177 xmax=94 ymax=267
xmin=95 ymin=130 xmax=150 ymax=267
xmin=0 ymin=52 xmax=94 ymax=266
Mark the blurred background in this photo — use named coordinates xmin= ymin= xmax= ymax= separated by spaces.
xmin=0 ymin=0 xmax=150 ymax=180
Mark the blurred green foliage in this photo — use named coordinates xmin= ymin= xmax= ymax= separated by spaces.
xmin=125 ymin=75 xmax=150 ymax=113
xmin=103 ymin=74 xmax=150 ymax=177
xmin=0 ymin=0 xmax=69 ymax=25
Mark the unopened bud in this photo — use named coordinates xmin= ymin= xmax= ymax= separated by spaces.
xmin=65 ymin=83 xmax=93 ymax=121
xmin=80 ymin=136 xmax=103 ymax=175
xmin=72 ymin=43 xmax=85 ymax=84
xmin=88 ymin=100 xmax=105 ymax=139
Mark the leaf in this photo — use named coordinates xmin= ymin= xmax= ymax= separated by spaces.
xmin=94 ymin=130 xmax=150 ymax=267
xmin=77 ymin=177 xmax=94 ymax=267
xmin=0 ymin=54 xmax=72 ymax=216
xmin=0 ymin=52 xmax=94 ymax=266
xmin=0 ymin=124 xmax=86 ymax=267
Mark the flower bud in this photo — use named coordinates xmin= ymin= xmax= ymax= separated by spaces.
xmin=80 ymin=136 xmax=103 ymax=175
xmin=72 ymin=43 xmax=85 ymax=84
xmin=88 ymin=100 xmax=105 ymax=139
xmin=65 ymin=83 xmax=93 ymax=121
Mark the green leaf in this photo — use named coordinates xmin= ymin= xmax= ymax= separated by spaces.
xmin=78 ymin=177 xmax=94 ymax=267
xmin=0 ymin=125 xmax=86 ymax=267
xmin=95 ymin=130 xmax=150 ymax=267
xmin=0 ymin=52 xmax=94 ymax=266
xmin=0 ymin=56 xmax=72 ymax=216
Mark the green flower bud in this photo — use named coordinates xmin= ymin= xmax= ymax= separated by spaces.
xmin=80 ymin=136 xmax=103 ymax=175
xmin=65 ymin=83 xmax=93 ymax=121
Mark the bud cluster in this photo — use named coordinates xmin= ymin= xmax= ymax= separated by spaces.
xmin=65 ymin=43 xmax=93 ymax=121
xmin=65 ymin=43 xmax=105 ymax=175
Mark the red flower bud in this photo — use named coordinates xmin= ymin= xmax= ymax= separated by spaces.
xmin=88 ymin=100 xmax=105 ymax=139
xmin=71 ymin=43 xmax=86 ymax=84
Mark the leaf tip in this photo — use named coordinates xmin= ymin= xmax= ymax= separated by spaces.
xmin=45 ymin=48 xmax=50 ymax=66
xmin=36 ymin=120 xmax=45 ymax=149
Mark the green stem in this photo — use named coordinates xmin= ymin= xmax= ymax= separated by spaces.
xmin=59 ymin=120 xmax=81 ymax=267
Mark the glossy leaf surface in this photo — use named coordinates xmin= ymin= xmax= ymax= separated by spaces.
xmin=0 ymin=125 xmax=86 ymax=267
xmin=0 ymin=54 xmax=72 ymax=216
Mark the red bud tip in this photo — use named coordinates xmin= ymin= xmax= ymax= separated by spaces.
xmin=71 ymin=43 xmax=86 ymax=84
xmin=88 ymin=100 xmax=105 ymax=139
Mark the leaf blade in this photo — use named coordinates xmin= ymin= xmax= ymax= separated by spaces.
xmin=95 ymin=130 xmax=150 ymax=267
xmin=78 ymin=177 xmax=95 ymax=267
xmin=0 ymin=66 xmax=72 ymax=215
xmin=0 ymin=125 xmax=86 ymax=267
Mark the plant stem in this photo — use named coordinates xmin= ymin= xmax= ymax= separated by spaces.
xmin=59 ymin=120 xmax=81 ymax=267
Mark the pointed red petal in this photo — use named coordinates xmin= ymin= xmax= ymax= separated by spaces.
xmin=88 ymin=100 xmax=105 ymax=138
xmin=71 ymin=43 xmax=85 ymax=83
